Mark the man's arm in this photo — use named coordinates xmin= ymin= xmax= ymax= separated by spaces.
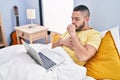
xmin=52 ymin=37 xmax=73 ymax=50
xmin=67 ymin=24 xmax=98 ymax=62
xmin=70 ymin=33 xmax=97 ymax=62
xmin=52 ymin=39 xmax=62 ymax=48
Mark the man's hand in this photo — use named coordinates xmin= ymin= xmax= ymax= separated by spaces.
xmin=67 ymin=24 xmax=76 ymax=36
xmin=52 ymin=24 xmax=76 ymax=50
xmin=52 ymin=36 xmax=73 ymax=50
xmin=61 ymin=37 xmax=73 ymax=50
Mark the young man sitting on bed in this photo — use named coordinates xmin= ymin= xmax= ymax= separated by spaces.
xmin=52 ymin=5 xmax=101 ymax=66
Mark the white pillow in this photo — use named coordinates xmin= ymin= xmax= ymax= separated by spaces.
xmin=100 ymin=26 xmax=120 ymax=55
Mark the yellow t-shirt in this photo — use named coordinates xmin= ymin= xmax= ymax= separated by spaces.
xmin=61 ymin=29 xmax=101 ymax=66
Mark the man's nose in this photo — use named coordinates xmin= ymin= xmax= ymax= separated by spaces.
xmin=72 ymin=20 xmax=75 ymax=24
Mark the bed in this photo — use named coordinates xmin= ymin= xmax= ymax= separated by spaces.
xmin=0 ymin=26 xmax=120 ymax=80
xmin=0 ymin=43 xmax=95 ymax=80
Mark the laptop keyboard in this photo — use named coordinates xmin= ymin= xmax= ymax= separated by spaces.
xmin=39 ymin=52 xmax=56 ymax=70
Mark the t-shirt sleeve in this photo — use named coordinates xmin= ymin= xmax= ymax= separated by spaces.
xmin=86 ymin=31 xmax=101 ymax=50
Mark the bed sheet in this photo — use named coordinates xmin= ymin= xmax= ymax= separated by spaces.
xmin=0 ymin=43 xmax=95 ymax=80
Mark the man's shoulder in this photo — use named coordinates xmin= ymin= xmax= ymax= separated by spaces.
xmin=89 ymin=28 xmax=101 ymax=35
xmin=79 ymin=28 xmax=100 ymax=35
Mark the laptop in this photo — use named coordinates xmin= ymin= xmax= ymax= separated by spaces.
xmin=22 ymin=41 xmax=65 ymax=71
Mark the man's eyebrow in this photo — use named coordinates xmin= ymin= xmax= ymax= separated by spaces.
xmin=71 ymin=17 xmax=80 ymax=19
xmin=75 ymin=17 xmax=80 ymax=19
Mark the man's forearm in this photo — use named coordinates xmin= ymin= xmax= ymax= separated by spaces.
xmin=52 ymin=40 xmax=62 ymax=48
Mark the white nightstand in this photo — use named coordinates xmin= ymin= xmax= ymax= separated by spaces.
xmin=15 ymin=24 xmax=48 ymax=44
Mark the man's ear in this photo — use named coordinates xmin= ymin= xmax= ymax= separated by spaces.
xmin=85 ymin=17 xmax=89 ymax=21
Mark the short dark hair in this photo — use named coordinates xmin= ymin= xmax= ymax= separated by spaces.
xmin=73 ymin=5 xmax=90 ymax=17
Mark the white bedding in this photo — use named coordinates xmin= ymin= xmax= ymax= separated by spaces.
xmin=0 ymin=43 xmax=95 ymax=80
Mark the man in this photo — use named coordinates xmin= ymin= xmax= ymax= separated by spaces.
xmin=52 ymin=5 xmax=101 ymax=66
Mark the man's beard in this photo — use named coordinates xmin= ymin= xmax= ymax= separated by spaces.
xmin=76 ymin=22 xmax=85 ymax=32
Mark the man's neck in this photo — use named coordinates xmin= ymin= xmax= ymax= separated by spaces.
xmin=81 ymin=25 xmax=91 ymax=31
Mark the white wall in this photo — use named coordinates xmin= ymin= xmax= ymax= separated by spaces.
xmin=42 ymin=0 xmax=73 ymax=34
xmin=74 ymin=0 xmax=120 ymax=31
xmin=42 ymin=0 xmax=120 ymax=33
